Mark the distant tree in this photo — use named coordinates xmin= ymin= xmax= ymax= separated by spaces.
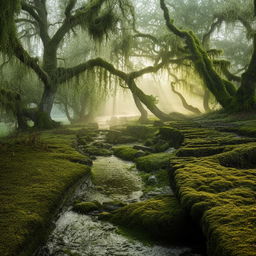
xmin=160 ymin=0 xmax=256 ymax=111
xmin=0 ymin=0 xmax=178 ymax=128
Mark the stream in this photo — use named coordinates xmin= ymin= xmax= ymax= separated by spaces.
xmin=36 ymin=131 xmax=202 ymax=256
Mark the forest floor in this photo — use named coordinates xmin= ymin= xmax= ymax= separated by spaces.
xmin=0 ymin=113 xmax=255 ymax=256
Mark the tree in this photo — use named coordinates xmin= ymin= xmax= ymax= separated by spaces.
xmin=1 ymin=0 xmax=179 ymax=128
xmin=160 ymin=0 xmax=256 ymax=112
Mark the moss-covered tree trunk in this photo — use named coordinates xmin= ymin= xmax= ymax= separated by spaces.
xmin=160 ymin=0 xmax=256 ymax=113
xmin=128 ymin=78 xmax=173 ymax=121
xmin=234 ymin=35 xmax=256 ymax=111
xmin=170 ymin=83 xmax=201 ymax=114
xmin=132 ymin=93 xmax=148 ymax=122
xmin=160 ymin=0 xmax=236 ymax=111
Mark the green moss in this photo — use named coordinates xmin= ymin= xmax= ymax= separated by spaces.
xmin=139 ymin=169 xmax=170 ymax=193
xmin=176 ymin=146 xmax=225 ymax=157
xmin=34 ymin=111 xmax=60 ymax=129
xmin=172 ymin=148 xmax=256 ymax=256
xmin=101 ymin=195 xmax=190 ymax=243
xmin=158 ymin=126 xmax=184 ymax=148
xmin=0 ymin=130 xmax=90 ymax=256
xmin=82 ymin=145 xmax=112 ymax=156
xmin=136 ymin=153 xmax=172 ymax=172
xmin=105 ymin=130 xmax=137 ymax=144
xmin=73 ymin=201 xmax=101 ymax=214
xmin=218 ymin=143 xmax=256 ymax=169
xmin=113 ymin=146 xmax=146 ymax=161
xmin=126 ymin=125 xmax=157 ymax=140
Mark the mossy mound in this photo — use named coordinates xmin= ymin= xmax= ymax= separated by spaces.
xmin=136 ymin=153 xmax=172 ymax=172
xmin=171 ymin=146 xmax=256 ymax=256
xmin=73 ymin=201 xmax=102 ymax=214
xmin=113 ymin=146 xmax=146 ymax=161
xmin=105 ymin=130 xmax=137 ymax=144
xmin=0 ymin=131 xmax=90 ymax=256
xmin=101 ymin=195 xmax=190 ymax=243
xmin=218 ymin=120 xmax=256 ymax=138
xmin=126 ymin=125 xmax=157 ymax=140
xmin=158 ymin=127 xmax=184 ymax=148
xmin=176 ymin=146 xmax=225 ymax=157
xmin=82 ymin=145 xmax=112 ymax=156
xmin=218 ymin=144 xmax=256 ymax=168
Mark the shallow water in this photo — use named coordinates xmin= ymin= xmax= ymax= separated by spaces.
xmin=0 ymin=122 xmax=14 ymax=137
xmin=37 ymin=155 xmax=201 ymax=256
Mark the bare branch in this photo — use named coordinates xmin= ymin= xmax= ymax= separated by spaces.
xmin=21 ymin=1 xmax=40 ymax=23
xmin=65 ymin=0 xmax=77 ymax=17
xmin=202 ymin=18 xmax=223 ymax=48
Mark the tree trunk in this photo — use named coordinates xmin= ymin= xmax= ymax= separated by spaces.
xmin=63 ymin=103 xmax=73 ymax=123
xmin=234 ymin=35 xmax=256 ymax=111
xmin=39 ymin=86 xmax=57 ymax=114
xmin=171 ymin=83 xmax=201 ymax=114
xmin=36 ymin=85 xmax=59 ymax=129
xmin=132 ymin=93 xmax=148 ymax=122
xmin=203 ymin=89 xmax=211 ymax=112
xmin=128 ymin=78 xmax=174 ymax=121
xmin=160 ymin=0 xmax=235 ymax=110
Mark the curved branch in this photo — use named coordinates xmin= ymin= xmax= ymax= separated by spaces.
xmin=21 ymin=1 xmax=50 ymax=45
xmin=57 ymin=57 xmax=173 ymax=121
xmin=65 ymin=0 xmax=77 ymax=17
xmin=13 ymin=39 xmax=50 ymax=87
xmin=160 ymin=0 xmax=234 ymax=109
xmin=202 ymin=18 xmax=223 ymax=48
xmin=21 ymin=2 xmax=40 ymax=23
xmin=51 ymin=0 xmax=105 ymax=48
xmin=57 ymin=58 xmax=127 ymax=84
xmin=170 ymin=82 xmax=201 ymax=114
xmin=134 ymin=32 xmax=160 ymax=45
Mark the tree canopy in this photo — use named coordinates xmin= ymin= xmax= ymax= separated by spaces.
xmin=0 ymin=0 xmax=255 ymax=129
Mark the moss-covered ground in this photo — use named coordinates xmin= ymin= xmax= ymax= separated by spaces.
xmin=167 ymin=118 xmax=256 ymax=256
xmin=1 ymin=116 xmax=256 ymax=256
xmin=0 ymin=128 xmax=91 ymax=256
xmin=101 ymin=195 xmax=190 ymax=243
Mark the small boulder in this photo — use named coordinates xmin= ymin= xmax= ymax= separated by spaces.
xmin=147 ymin=175 xmax=157 ymax=185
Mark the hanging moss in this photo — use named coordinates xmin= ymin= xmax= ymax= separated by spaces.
xmin=0 ymin=88 xmax=20 ymax=115
xmin=88 ymin=8 xmax=118 ymax=41
xmin=0 ymin=0 xmax=20 ymax=54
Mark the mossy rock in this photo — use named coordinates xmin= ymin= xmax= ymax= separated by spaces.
xmin=113 ymin=146 xmax=147 ymax=161
xmin=102 ymin=195 xmax=190 ymax=243
xmin=135 ymin=153 xmax=172 ymax=172
xmin=102 ymin=201 xmax=127 ymax=211
xmin=152 ymin=140 xmax=170 ymax=152
xmin=173 ymin=152 xmax=256 ymax=256
xmin=73 ymin=201 xmax=102 ymax=214
xmin=218 ymin=144 xmax=256 ymax=169
xmin=176 ymin=146 xmax=225 ymax=157
xmin=0 ymin=131 xmax=90 ymax=256
xmin=158 ymin=127 xmax=184 ymax=148
xmin=83 ymin=145 xmax=112 ymax=156
xmin=126 ymin=125 xmax=157 ymax=140
xmin=106 ymin=130 xmax=137 ymax=144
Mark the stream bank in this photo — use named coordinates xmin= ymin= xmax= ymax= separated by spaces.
xmin=37 ymin=128 xmax=204 ymax=256
xmin=1 ymin=116 xmax=255 ymax=256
